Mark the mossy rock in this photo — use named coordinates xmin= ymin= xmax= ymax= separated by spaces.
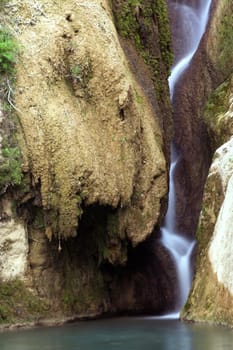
xmin=0 ymin=280 xmax=48 ymax=324
xmin=204 ymin=77 xmax=233 ymax=151
xmin=111 ymin=0 xmax=173 ymax=82
xmin=216 ymin=1 xmax=233 ymax=74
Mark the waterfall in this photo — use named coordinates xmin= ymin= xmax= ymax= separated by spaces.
xmin=160 ymin=0 xmax=212 ymax=317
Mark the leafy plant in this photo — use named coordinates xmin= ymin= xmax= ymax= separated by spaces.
xmin=0 ymin=146 xmax=23 ymax=191
xmin=70 ymin=60 xmax=93 ymax=86
xmin=70 ymin=64 xmax=81 ymax=79
xmin=0 ymin=27 xmax=18 ymax=74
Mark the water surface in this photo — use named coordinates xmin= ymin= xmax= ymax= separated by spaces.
xmin=1 ymin=317 xmax=233 ymax=350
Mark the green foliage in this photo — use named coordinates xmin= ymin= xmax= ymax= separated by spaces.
xmin=114 ymin=0 xmax=140 ymax=38
xmin=0 ymin=26 xmax=22 ymax=193
xmin=0 ymin=280 xmax=47 ymax=324
xmin=112 ymin=0 xmax=172 ymax=70
xmin=0 ymin=145 xmax=23 ymax=191
xmin=217 ymin=2 xmax=233 ymax=72
xmin=204 ymin=78 xmax=232 ymax=150
xmin=205 ymin=79 xmax=231 ymax=119
xmin=71 ymin=64 xmax=81 ymax=77
xmin=0 ymin=27 xmax=18 ymax=74
xmin=152 ymin=0 xmax=173 ymax=71
xmin=112 ymin=0 xmax=173 ymax=100
xmin=69 ymin=59 xmax=93 ymax=87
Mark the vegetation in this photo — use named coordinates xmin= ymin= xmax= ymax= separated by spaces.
xmin=111 ymin=0 xmax=173 ymax=103
xmin=111 ymin=0 xmax=173 ymax=75
xmin=0 ymin=280 xmax=47 ymax=324
xmin=68 ymin=57 xmax=93 ymax=99
xmin=0 ymin=26 xmax=23 ymax=193
xmin=0 ymin=27 xmax=18 ymax=74
xmin=205 ymin=79 xmax=231 ymax=119
xmin=204 ymin=78 xmax=232 ymax=151
xmin=217 ymin=1 xmax=233 ymax=73
xmin=0 ymin=145 xmax=23 ymax=191
xmin=153 ymin=0 xmax=173 ymax=71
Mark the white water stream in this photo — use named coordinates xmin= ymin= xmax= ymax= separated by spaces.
xmin=160 ymin=0 xmax=212 ymax=317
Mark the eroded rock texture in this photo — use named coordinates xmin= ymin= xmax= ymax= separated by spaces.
xmin=0 ymin=0 xmax=173 ymax=323
xmin=182 ymin=76 xmax=233 ymax=326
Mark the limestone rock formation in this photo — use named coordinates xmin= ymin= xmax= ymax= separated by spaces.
xmin=0 ymin=0 xmax=173 ymax=324
xmin=13 ymin=0 xmax=167 ymax=247
xmin=0 ymin=198 xmax=28 ymax=280
xmin=182 ymin=78 xmax=233 ymax=325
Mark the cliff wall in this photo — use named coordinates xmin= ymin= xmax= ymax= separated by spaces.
xmin=182 ymin=0 xmax=233 ymax=326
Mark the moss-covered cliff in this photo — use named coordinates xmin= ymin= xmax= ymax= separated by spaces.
xmin=0 ymin=0 xmax=173 ymax=325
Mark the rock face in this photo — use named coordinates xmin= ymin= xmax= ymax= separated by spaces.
xmin=14 ymin=0 xmax=168 ymax=246
xmin=0 ymin=198 xmax=28 ymax=280
xmin=0 ymin=0 xmax=173 ymax=323
xmin=182 ymin=77 xmax=233 ymax=324
xmin=165 ymin=0 xmax=233 ymax=326
xmin=167 ymin=0 xmax=233 ymax=237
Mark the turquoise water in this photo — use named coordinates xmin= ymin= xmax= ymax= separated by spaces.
xmin=0 ymin=317 xmax=233 ymax=350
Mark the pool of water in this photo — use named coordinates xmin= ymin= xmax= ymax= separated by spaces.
xmin=0 ymin=317 xmax=233 ymax=350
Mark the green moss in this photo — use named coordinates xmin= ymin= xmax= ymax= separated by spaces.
xmin=204 ymin=77 xmax=232 ymax=150
xmin=152 ymin=0 xmax=173 ymax=71
xmin=0 ymin=145 xmax=23 ymax=191
xmin=205 ymin=80 xmax=231 ymax=118
xmin=69 ymin=59 xmax=93 ymax=88
xmin=112 ymin=0 xmax=173 ymax=76
xmin=134 ymin=89 xmax=143 ymax=104
xmin=216 ymin=1 xmax=233 ymax=73
xmin=111 ymin=0 xmax=173 ymax=106
xmin=67 ymin=56 xmax=93 ymax=100
xmin=0 ymin=27 xmax=18 ymax=74
xmin=0 ymin=280 xmax=47 ymax=324
xmin=112 ymin=0 xmax=139 ymax=37
xmin=0 ymin=27 xmax=23 ymax=193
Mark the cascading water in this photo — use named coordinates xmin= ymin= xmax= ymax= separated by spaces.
xmin=160 ymin=0 xmax=212 ymax=317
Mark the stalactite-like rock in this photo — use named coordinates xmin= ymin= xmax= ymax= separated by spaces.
xmin=0 ymin=0 xmax=173 ymax=324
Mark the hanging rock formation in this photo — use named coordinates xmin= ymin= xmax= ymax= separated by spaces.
xmin=0 ymin=0 xmax=173 ymax=324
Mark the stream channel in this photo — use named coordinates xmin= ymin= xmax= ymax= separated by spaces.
xmin=1 ymin=1 xmax=232 ymax=349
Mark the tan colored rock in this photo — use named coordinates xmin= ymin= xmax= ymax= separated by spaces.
xmin=182 ymin=82 xmax=233 ymax=325
xmin=0 ymin=199 xmax=28 ymax=281
xmin=8 ymin=0 xmax=167 ymax=246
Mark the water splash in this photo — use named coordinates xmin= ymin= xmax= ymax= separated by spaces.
xmin=160 ymin=0 xmax=212 ymax=317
